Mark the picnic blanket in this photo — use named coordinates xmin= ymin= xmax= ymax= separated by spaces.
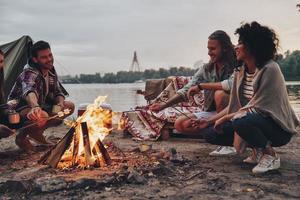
xmin=121 ymin=76 xmax=204 ymax=140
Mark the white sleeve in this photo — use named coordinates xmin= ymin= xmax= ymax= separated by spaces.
xmin=221 ymin=73 xmax=234 ymax=91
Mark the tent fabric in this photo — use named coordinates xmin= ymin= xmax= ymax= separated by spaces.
xmin=0 ymin=36 xmax=33 ymax=99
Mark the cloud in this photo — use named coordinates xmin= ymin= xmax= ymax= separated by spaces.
xmin=0 ymin=0 xmax=299 ymax=74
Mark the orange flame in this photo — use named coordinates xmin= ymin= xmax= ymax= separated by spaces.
xmin=57 ymin=96 xmax=112 ymax=169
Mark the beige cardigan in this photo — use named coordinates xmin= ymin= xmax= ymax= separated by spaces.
xmin=228 ymin=60 xmax=300 ymax=135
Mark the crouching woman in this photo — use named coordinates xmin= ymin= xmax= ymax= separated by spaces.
xmin=194 ymin=22 xmax=300 ymax=174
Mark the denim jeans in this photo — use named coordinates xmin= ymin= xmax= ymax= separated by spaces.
xmin=200 ymin=112 xmax=292 ymax=148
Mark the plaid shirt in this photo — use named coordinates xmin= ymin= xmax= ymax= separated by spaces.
xmin=177 ymin=63 xmax=233 ymax=111
xmin=8 ymin=61 xmax=65 ymax=110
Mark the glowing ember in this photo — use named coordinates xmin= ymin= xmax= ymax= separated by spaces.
xmin=57 ymin=96 xmax=112 ymax=169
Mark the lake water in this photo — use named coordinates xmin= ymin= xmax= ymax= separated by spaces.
xmin=63 ymin=82 xmax=300 ymax=114
xmin=63 ymin=83 xmax=146 ymax=112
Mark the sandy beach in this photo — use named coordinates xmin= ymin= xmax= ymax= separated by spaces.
xmin=0 ymin=105 xmax=299 ymax=199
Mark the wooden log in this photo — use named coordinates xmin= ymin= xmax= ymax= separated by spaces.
xmin=71 ymin=128 xmax=80 ymax=166
xmin=81 ymin=122 xmax=95 ymax=166
xmin=92 ymin=139 xmax=107 ymax=167
xmin=92 ymin=147 xmax=103 ymax=167
xmin=95 ymin=139 xmax=112 ymax=165
xmin=39 ymin=126 xmax=75 ymax=168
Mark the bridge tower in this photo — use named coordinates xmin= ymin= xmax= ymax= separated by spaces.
xmin=130 ymin=51 xmax=141 ymax=72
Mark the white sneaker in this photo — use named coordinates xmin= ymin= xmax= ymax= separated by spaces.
xmin=209 ymin=146 xmax=237 ymax=156
xmin=243 ymin=149 xmax=263 ymax=164
xmin=252 ymin=154 xmax=280 ymax=174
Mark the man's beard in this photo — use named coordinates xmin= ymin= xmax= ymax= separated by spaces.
xmin=209 ymin=58 xmax=217 ymax=64
xmin=40 ymin=62 xmax=54 ymax=69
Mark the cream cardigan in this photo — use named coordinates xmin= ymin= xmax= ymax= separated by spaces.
xmin=228 ymin=60 xmax=300 ymax=135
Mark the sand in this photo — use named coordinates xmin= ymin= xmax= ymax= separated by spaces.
xmin=0 ymin=101 xmax=299 ymax=199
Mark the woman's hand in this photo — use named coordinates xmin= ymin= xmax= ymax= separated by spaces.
xmin=214 ymin=115 xmax=230 ymax=133
xmin=187 ymin=85 xmax=200 ymax=101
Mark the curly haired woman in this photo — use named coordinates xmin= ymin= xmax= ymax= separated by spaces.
xmin=193 ymin=22 xmax=300 ymax=174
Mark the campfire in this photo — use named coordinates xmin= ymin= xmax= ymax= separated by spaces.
xmin=40 ymin=96 xmax=113 ymax=169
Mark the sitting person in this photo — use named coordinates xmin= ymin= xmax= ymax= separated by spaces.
xmin=8 ymin=41 xmax=74 ymax=152
xmin=193 ymin=22 xmax=300 ymax=173
xmin=149 ymin=30 xmax=237 ymax=155
xmin=0 ymin=49 xmax=14 ymax=139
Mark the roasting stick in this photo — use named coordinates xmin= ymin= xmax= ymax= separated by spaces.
xmin=0 ymin=100 xmax=18 ymax=109
xmin=122 ymin=109 xmax=143 ymax=113
xmin=122 ymin=101 xmax=193 ymax=120
xmin=18 ymin=109 xmax=71 ymax=131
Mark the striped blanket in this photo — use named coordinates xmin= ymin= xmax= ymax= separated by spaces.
xmin=122 ymin=76 xmax=204 ymax=140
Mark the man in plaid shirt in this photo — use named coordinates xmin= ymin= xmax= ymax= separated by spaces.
xmin=8 ymin=41 xmax=74 ymax=152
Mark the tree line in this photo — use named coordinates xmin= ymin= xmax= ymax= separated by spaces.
xmin=277 ymin=50 xmax=300 ymax=81
xmin=61 ymin=50 xmax=300 ymax=84
xmin=60 ymin=66 xmax=198 ymax=84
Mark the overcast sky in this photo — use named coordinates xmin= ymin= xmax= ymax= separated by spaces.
xmin=0 ymin=0 xmax=299 ymax=75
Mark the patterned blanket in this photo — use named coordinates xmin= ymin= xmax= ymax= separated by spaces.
xmin=122 ymin=76 xmax=204 ymax=140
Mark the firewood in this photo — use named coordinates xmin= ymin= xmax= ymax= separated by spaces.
xmin=81 ymin=122 xmax=95 ymax=166
xmin=92 ymin=139 xmax=107 ymax=167
xmin=39 ymin=126 xmax=75 ymax=168
xmin=39 ymin=121 xmax=112 ymax=169
xmin=71 ymin=128 xmax=80 ymax=167
xmin=95 ymin=139 xmax=112 ymax=165
xmin=92 ymin=147 xmax=103 ymax=167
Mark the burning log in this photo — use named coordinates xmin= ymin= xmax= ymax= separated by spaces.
xmin=71 ymin=128 xmax=80 ymax=166
xmin=39 ymin=123 xmax=112 ymax=169
xmin=94 ymin=139 xmax=111 ymax=165
xmin=39 ymin=96 xmax=113 ymax=169
xmin=81 ymin=122 xmax=95 ymax=166
xmin=92 ymin=145 xmax=103 ymax=167
xmin=39 ymin=126 xmax=75 ymax=168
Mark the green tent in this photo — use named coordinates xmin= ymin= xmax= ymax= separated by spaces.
xmin=0 ymin=36 xmax=33 ymax=99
